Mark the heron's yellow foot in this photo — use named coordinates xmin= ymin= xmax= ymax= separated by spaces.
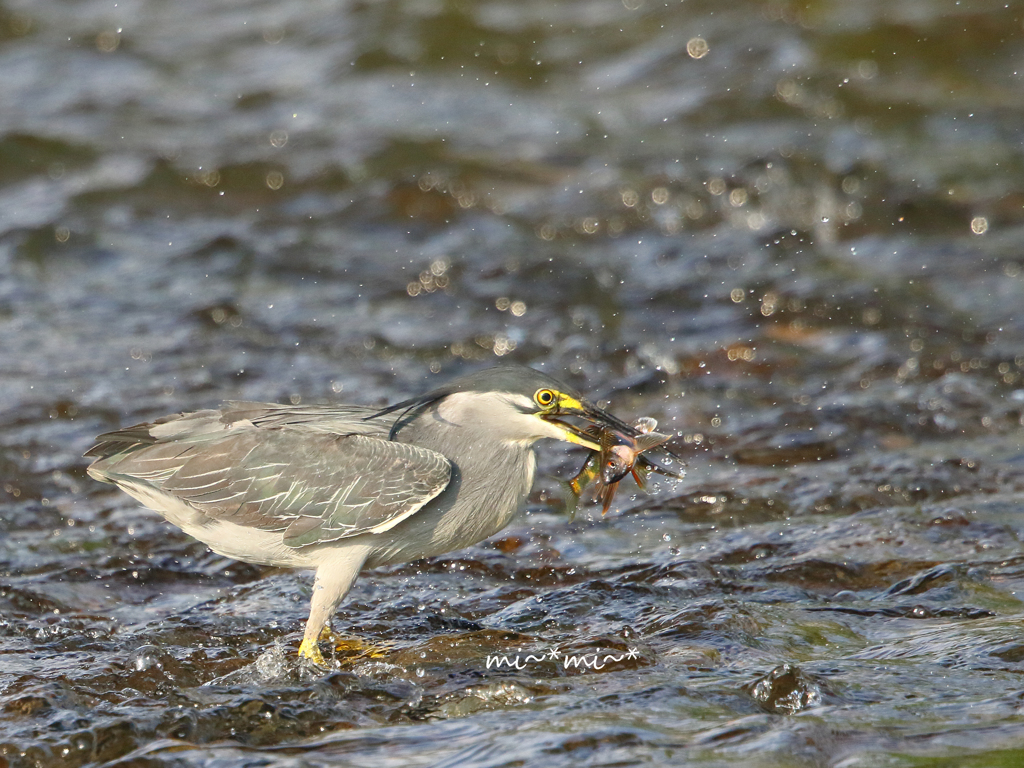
xmin=299 ymin=627 xmax=391 ymax=665
xmin=319 ymin=625 xmax=337 ymax=642
xmin=318 ymin=626 xmax=392 ymax=660
xmin=297 ymin=636 xmax=326 ymax=666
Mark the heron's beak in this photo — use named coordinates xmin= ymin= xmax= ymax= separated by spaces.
xmin=541 ymin=393 xmax=638 ymax=450
xmin=543 ymin=419 xmax=601 ymax=450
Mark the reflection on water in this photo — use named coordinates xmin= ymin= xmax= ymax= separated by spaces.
xmin=3 ymin=0 xmax=1024 ymax=765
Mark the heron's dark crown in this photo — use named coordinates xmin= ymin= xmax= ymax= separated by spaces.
xmin=431 ymin=365 xmax=580 ymax=401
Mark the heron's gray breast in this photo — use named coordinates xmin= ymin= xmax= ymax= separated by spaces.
xmin=364 ymin=442 xmax=536 ymax=567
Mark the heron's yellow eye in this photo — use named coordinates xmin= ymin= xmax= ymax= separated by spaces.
xmin=534 ymin=388 xmax=556 ymax=408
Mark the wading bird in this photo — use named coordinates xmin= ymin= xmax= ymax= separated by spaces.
xmin=86 ymin=366 xmax=634 ymax=664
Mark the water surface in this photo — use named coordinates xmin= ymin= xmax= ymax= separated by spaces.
xmin=3 ymin=0 xmax=1024 ymax=765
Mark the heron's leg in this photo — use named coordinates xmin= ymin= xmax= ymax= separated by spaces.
xmin=298 ymin=545 xmax=370 ymax=665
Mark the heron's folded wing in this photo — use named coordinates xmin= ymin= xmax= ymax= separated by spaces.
xmin=152 ymin=430 xmax=451 ymax=548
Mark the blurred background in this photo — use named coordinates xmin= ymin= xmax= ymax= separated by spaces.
xmin=3 ymin=0 xmax=1024 ymax=765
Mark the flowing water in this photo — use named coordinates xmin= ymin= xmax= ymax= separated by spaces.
xmin=3 ymin=0 xmax=1024 ymax=765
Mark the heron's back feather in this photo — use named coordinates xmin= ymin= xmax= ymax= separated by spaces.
xmin=86 ymin=402 xmax=452 ymax=550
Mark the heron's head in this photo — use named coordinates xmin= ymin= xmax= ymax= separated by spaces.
xmin=374 ymin=366 xmax=634 ymax=448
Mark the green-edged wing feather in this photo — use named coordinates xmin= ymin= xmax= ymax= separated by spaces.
xmin=88 ymin=406 xmax=451 ymax=549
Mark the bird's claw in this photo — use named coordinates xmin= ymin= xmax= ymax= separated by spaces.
xmin=297 ymin=636 xmax=327 ymax=666
xmin=298 ymin=629 xmax=391 ymax=666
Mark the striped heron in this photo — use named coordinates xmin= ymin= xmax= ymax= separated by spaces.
xmin=86 ymin=366 xmax=635 ymax=664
